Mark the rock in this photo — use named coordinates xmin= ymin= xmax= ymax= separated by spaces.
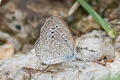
xmin=1 ymin=2 xmax=36 ymax=41
xmin=0 ymin=30 xmax=118 ymax=80
xmin=0 ymin=50 xmax=110 ymax=80
xmin=0 ymin=44 xmax=14 ymax=59
xmin=107 ymin=58 xmax=120 ymax=80
xmin=22 ymin=44 xmax=34 ymax=53
xmin=76 ymin=30 xmax=115 ymax=61
xmin=114 ymin=35 xmax=120 ymax=51
xmin=4 ymin=7 xmax=35 ymax=40
xmin=0 ymin=31 xmax=21 ymax=51
xmin=113 ymin=35 xmax=120 ymax=59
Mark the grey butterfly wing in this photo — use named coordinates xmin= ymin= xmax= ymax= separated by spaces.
xmin=35 ymin=16 xmax=75 ymax=64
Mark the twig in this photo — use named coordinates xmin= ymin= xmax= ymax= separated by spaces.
xmin=68 ymin=1 xmax=80 ymax=16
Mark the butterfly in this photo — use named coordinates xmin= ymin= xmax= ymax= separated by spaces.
xmin=35 ymin=16 xmax=76 ymax=65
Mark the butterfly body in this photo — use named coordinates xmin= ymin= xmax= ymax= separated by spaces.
xmin=35 ymin=16 xmax=75 ymax=65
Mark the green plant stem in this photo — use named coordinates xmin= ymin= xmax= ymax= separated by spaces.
xmin=77 ymin=0 xmax=116 ymax=38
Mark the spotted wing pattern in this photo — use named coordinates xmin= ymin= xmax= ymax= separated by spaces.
xmin=35 ymin=16 xmax=75 ymax=64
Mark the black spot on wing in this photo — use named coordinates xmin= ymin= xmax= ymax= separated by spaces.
xmin=52 ymin=27 xmax=56 ymax=29
xmin=51 ymin=35 xmax=55 ymax=38
xmin=60 ymin=24 xmax=62 ymax=27
xmin=65 ymin=39 xmax=67 ymax=42
xmin=56 ymin=25 xmax=58 ymax=28
xmin=51 ymin=31 xmax=54 ymax=34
